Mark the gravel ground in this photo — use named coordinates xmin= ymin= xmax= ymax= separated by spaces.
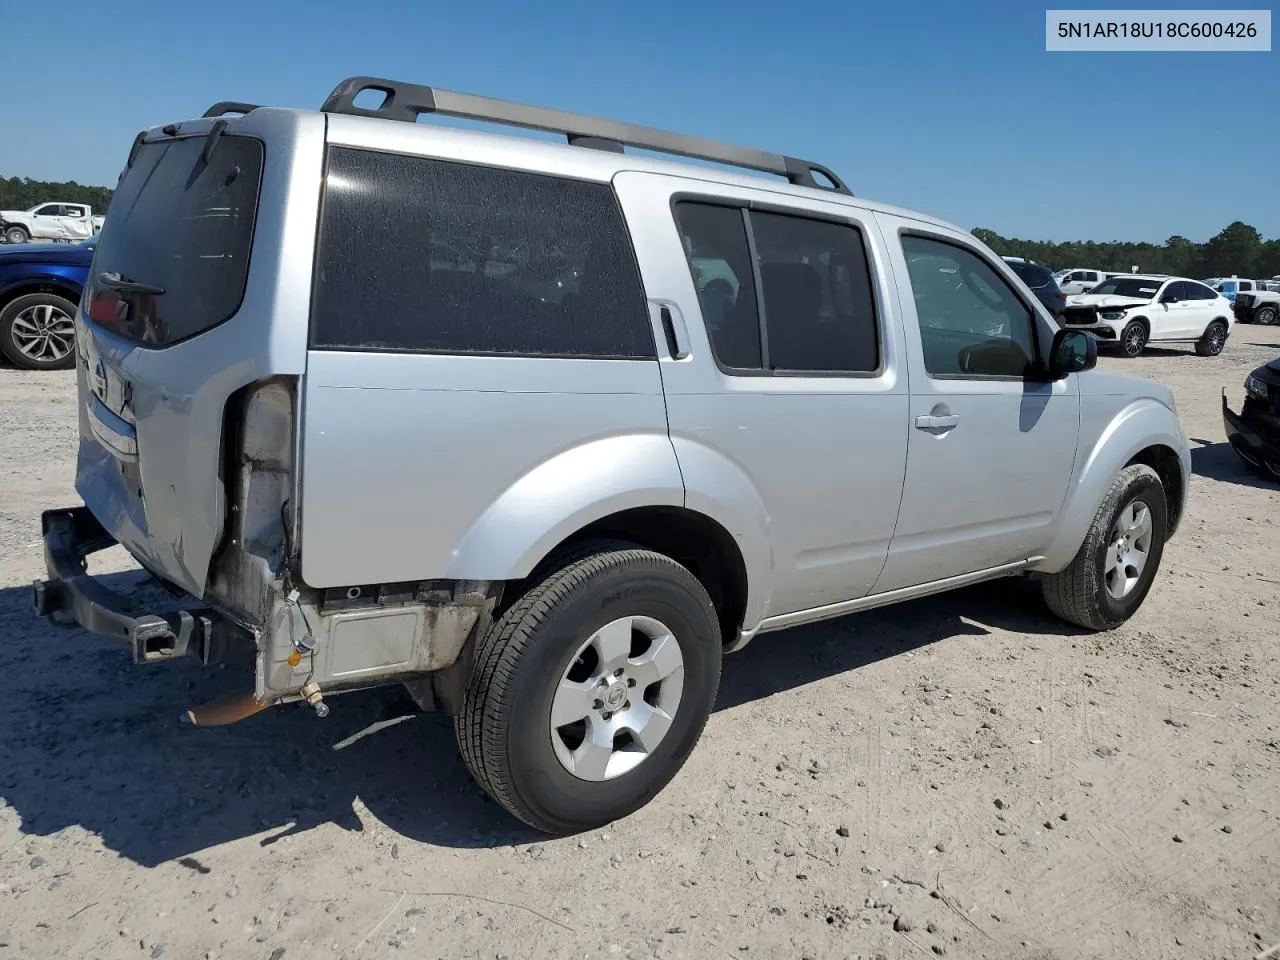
xmin=1 ymin=326 xmax=1278 ymax=960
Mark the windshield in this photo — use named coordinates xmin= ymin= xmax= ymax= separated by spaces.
xmin=1087 ymin=278 xmax=1162 ymax=298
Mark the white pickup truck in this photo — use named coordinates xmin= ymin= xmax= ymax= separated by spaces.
xmin=0 ymin=202 xmax=106 ymax=244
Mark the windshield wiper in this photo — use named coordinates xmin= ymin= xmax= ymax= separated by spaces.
xmin=98 ymin=272 xmax=166 ymax=296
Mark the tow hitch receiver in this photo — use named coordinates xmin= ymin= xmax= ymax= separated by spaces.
xmin=34 ymin=507 xmax=249 ymax=665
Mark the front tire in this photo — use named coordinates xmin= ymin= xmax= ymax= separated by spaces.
xmin=1195 ymin=320 xmax=1228 ymax=357
xmin=1119 ymin=320 xmax=1147 ymax=357
xmin=3 ymin=225 xmax=30 ymax=244
xmin=1041 ymin=463 xmax=1167 ymax=631
xmin=0 ymin=292 xmax=78 ymax=370
xmin=456 ymin=545 xmax=722 ymax=834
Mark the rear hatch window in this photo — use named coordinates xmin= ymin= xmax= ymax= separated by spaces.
xmin=1008 ymin=261 xmax=1054 ymax=289
xmin=86 ymin=134 xmax=263 ymax=346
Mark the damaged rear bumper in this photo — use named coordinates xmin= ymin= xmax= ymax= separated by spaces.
xmin=33 ymin=506 xmax=251 ymax=664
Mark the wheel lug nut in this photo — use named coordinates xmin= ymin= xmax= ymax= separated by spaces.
xmin=614 ymin=668 xmax=624 ymax=677
xmin=593 ymin=699 xmax=603 ymax=709
xmin=623 ymin=700 xmax=630 ymax=710
xmin=627 ymin=679 xmax=636 ymax=687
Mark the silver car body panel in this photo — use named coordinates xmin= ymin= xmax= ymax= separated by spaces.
xmin=65 ymin=100 xmax=1192 ymax=693
xmin=612 ymin=171 xmax=910 ymax=627
xmin=74 ymin=108 xmax=325 ymax=598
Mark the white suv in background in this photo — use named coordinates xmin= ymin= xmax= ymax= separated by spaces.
xmin=1062 ymin=275 xmax=1234 ymax=357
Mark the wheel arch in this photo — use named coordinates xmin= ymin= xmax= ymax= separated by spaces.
xmin=0 ymin=279 xmax=84 ymax=313
xmin=519 ymin=505 xmax=752 ymax=650
xmin=1036 ymin=400 xmax=1190 ymax=572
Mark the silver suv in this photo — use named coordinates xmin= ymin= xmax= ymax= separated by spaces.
xmin=34 ymin=77 xmax=1191 ymax=834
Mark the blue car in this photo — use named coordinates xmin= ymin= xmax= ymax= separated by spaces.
xmin=0 ymin=236 xmax=96 ymax=370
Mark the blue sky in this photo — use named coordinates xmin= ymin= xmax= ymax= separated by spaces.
xmin=3 ymin=0 xmax=1275 ymax=242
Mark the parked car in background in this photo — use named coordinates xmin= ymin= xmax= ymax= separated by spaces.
xmin=1212 ymin=278 xmax=1263 ymax=303
xmin=1234 ymin=287 xmax=1280 ymax=325
xmin=1054 ymin=267 xmax=1115 ymax=295
xmin=1004 ymin=256 xmax=1068 ymax=320
xmin=1061 ymin=274 xmax=1233 ymax=357
xmin=0 ymin=203 xmax=105 ymax=244
xmin=1223 ymin=355 xmax=1280 ymax=479
xmin=0 ymin=236 xmax=95 ymax=369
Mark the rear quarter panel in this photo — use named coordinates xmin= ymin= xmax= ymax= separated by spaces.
xmin=298 ymin=352 xmax=680 ymax=587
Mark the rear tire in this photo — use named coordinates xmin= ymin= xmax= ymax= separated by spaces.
xmin=1041 ymin=464 xmax=1167 ymax=631
xmin=1195 ymin=320 xmax=1228 ymax=357
xmin=1255 ymin=305 xmax=1278 ymax=326
xmin=456 ymin=545 xmax=722 ymax=834
xmin=0 ymin=292 xmax=78 ymax=370
xmin=1119 ymin=320 xmax=1147 ymax=357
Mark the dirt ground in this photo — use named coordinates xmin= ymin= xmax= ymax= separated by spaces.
xmin=1 ymin=325 xmax=1277 ymax=960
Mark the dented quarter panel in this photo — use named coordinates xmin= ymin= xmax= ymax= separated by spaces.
xmin=74 ymin=107 xmax=326 ymax=599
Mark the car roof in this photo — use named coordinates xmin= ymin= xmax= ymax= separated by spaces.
xmin=179 ymin=78 xmax=972 ymax=239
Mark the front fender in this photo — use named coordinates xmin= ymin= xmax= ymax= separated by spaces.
xmin=1037 ymin=396 xmax=1190 ymax=572
xmin=447 ymin=434 xmax=685 ymax=581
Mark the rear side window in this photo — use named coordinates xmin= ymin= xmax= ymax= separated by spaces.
xmin=86 ymin=135 xmax=262 ymax=346
xmin=673 ymin=203 xmax=762 ymax=368
xmin=1008 ymin=260 xmax=1053 ymax=289
xmin=311 ymin=148 xmax=654 ymax=359
xmin=672 ymin=201 xmax=879 ymax=374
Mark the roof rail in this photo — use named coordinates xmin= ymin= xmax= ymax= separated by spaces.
xmin=203 ymin=102 xmax=259 ymax=118
xmin=320 ymin=76 xmax=851 ymax=196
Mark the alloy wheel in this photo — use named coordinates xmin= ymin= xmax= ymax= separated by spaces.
xmin=549 ymin=615 xmax=685 ymax=782
xmin=10 ymin=303 xmax=75 ymax=364
xmin=1104 ymin=499 xmax=1153 ymax=599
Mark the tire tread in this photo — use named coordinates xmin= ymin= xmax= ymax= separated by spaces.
xmin=455 ymin=546 xmax=718 ymax=831
xmin=1041 ymin=463 xmax=1162 ymax=631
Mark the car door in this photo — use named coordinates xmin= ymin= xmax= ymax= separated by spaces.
xmin=1153 ymin=281 xmax=1201 ymax=339
xmin=1183 ymin=280 xmax=1223 ymax=336
xmin=872 ymin=221 xmax=1080 ymax=592
xmin=62 ymin=204 xmax=92 ymax=240
xmin=612 ymin=171 xmax=910 ymax=619
xmin=31 ymin=204 xmax=64 ymax=240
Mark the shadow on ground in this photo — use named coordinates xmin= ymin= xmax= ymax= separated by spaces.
xmin=1189 ymin=438 xmax=1278 ymax=490
xmin=0 ymin=574 xmax=1071 ymax=865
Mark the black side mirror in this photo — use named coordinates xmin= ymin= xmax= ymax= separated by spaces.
xmin=1162 ymin=293 xmax=1180 ymax=303
xmin=1048 ymin=328 xmax=1097 ymax=379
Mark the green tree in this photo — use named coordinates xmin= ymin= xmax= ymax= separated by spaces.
xmin=0 ymin=175 xmax=113 ymax=214
xmin=969 ymin=222 xmax=1275 ymax=279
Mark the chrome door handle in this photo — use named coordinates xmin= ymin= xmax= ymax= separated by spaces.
xmin=915 ymin=414 xmax=959 ymax=430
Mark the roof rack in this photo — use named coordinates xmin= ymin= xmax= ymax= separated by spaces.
xmin=320 ymin=76 xmax=851 ymax=196
xmin=203 ymin=102 xmax=260 ymax=118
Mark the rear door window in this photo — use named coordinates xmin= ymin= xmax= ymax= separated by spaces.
xmin=749 ymin=211 xmax=879 ymax=373
xmin=672 ymin=201 xmax=880 ymax=374
xmin=311 ymin=148 xmax=654 ymax=359
xmin=86 ymin=135 xmax=263 ymax=346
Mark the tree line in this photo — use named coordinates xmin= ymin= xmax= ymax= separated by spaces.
xmin=0 ymin=176 xmax=113 ymax=213
xmin=973 ymin=221 xmax=1280 ymax=281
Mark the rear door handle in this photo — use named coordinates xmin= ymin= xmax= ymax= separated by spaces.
xmin=915 ymin=414 xmax=959 ymax=431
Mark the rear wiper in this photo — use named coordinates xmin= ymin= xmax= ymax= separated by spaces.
xmin=98 ymin=272 xmax=166 ymax=296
